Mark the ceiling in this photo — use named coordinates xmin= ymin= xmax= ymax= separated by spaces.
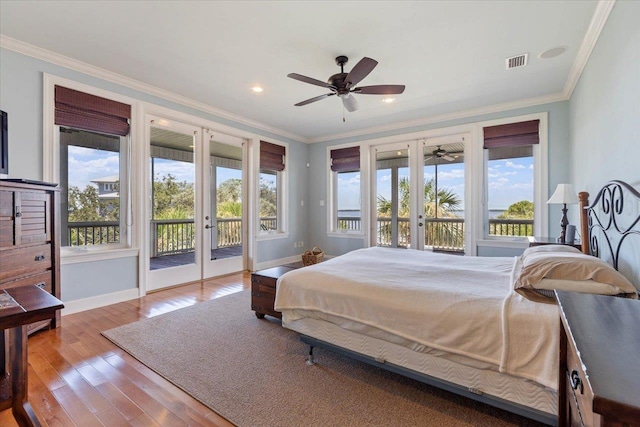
xmin=0 ymin=1 xmax=601 ymax=143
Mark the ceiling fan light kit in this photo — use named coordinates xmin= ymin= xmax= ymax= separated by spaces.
xmin=288 ymin=55 xmax=406 ymax=114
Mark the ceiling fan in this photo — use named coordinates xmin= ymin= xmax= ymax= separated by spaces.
xmin=425 ymin=146 xmax=463 ymax=162
xmin=287 ymin=55 xmax=405 ymax=113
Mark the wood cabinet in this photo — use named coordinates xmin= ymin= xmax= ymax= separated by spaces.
xmin=251 ymin=266 xmax=297 ymax=319
xmin=556 ymin=291 xmax=640 ymax=426
xmin=0 ymin=180 xmax=61 ymax=332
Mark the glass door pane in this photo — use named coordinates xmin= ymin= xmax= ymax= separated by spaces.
xmin=147 ymin=120 xmax=200 ymax=290
xmin=203 ymin=132 xmax=246 ymax=278
xmin=375 ymin=145 xmax=410 ymax=248
xmin=422 ymin=141 xmax=465 ymax=253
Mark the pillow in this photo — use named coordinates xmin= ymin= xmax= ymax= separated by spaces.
xmin=512 ymin=251 xmax=638 ymax=303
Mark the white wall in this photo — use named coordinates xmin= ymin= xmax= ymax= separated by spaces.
xmin=569 ymin=0 xmax=640 ymax=192
xmin=568 ymin=0 xmax=640 ymax=286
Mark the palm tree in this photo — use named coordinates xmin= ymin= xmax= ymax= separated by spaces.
xmin=377 ymin=178 xmax=463 ymax=249
xmin=377 ymin=177 xmax=461 ymax=218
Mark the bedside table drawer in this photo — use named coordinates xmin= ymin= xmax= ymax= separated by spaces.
xmin=566 ymin=330 xmax=597 ymax=427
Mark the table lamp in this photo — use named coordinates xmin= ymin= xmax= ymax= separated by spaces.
xmin=547 ymin=184 xmax=579 ymax=244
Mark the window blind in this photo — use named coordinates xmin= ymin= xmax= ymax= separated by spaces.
xmin=260 ymin=141 xmax=285 ymax=171
xmin=330 ymin=146 xmax=360 ymax=172
xmin=483 ymin=119 xmax=539 ymax=149
xmin=55 ymin=85 xmax=131 ymax=136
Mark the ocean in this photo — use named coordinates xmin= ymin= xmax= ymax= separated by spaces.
xmin=338 ymin=209 xmax=506 ymax=218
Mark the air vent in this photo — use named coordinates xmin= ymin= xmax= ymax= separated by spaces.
xmin=506 ymin=53 xmax=528 ymax=69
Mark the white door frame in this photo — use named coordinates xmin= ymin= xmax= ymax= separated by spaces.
xmin=145 ymin=115 xmax=202 ymax=291
xmin=201 ymin=129 xmax=248 ymax=278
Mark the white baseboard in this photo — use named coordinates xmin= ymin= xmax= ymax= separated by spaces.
xmin=254 ymin=254 xmax=334 ymax=271
xmin=61 ymin=288 xmax=140 ymax=316
xmin=254 ymin=255 xmax=301 ymax=271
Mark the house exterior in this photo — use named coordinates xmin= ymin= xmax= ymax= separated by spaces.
xmin=91 ymin=175 xmax=119 ymax=200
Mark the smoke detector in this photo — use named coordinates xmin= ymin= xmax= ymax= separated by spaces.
xmin=505 ymin=53 xmax=528 ymax=70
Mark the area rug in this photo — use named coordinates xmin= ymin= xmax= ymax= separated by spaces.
xmin=102 ymin=290 xmax=543 ymax=426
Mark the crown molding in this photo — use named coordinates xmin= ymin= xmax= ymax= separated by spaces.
xmin=562 ymin=0 xmax=615 ymax=99
xmin=309 ymin=92 xmax=566 ymax=144
xmin=0 ymin=35 xmax=307 ymax=143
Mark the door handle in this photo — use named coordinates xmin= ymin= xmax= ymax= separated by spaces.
xmin=205 ymin=224 xmax=212 ymax=229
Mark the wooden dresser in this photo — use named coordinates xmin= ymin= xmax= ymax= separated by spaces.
xmin=0 ymin=180 xmax=61 ymax=332
xmin=556 ymin=291 xmax=640 ymax=426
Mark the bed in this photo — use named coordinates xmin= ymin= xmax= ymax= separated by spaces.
xmin=274 ymin=180 xmax=640 ymax=426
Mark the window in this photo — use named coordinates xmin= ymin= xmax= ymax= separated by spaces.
xmin=54 ymin=85 xmax=131 ymax=249
xmin=329 ymin=146 xmax=361 ymax=234
xmin=259 ymin=141 xmax=285 ymax=234
xmin=483 ymin=119 xmax=539 ymax=239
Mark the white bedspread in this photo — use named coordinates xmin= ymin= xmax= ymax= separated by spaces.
xmin=275 ymin=247 xmax=558 ymax=389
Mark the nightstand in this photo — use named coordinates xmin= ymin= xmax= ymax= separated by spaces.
xmin=555 ymin=291 xmax=640 ymax=426
xmin=528 ymin=236 xmax=582 ymax=251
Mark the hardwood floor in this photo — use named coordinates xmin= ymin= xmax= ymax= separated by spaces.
xmin=0 ymin=272 xmax=251 ymax=427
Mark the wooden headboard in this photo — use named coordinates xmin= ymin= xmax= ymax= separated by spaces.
xmin=579 ymin=180 xmax=640 ymax=289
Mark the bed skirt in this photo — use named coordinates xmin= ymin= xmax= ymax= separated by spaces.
xmin=284 ymin=314 xmax=557 ymax=424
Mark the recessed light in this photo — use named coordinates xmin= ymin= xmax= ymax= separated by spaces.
xmin=539 ymin=46 xmax=568 ymax=59
xmin=251 ymin=86 xmax=264 ymax=93
xmin=382 ymin=98 xmax=396 ymax=103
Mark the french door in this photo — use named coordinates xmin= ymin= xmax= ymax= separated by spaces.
xmin=371 ymin=133 xmax=467 ymax=253
xmin=202 ymin=130 xmax=246 ymax=279
xmin=145 ymin=116 xmax=246 ymax=291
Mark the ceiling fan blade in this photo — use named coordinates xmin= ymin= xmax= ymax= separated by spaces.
xmin=294 ymin=93 xmax=335 ymax=107
xmin=353 ymin=85 xmax=406 ymax=95
xmin=342 ymin=94 xmax=359 ymax=112
xmin=424 ymin=156 xmax=434 ymax=162
xmin=287 ymin=73 xmax=336 ymax=90
xmin=442 ymin=154 xmax=455 ymax=161
xmin=344 ymin=57 xmax=378 ymax=89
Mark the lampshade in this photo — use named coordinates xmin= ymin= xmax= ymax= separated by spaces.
xmin=547 ymin=184 xmax=579 ymax=204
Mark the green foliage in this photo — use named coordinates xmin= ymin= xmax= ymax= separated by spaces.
xmin=259 ymin=174 xmax=277 ymax=217
xmin=68 ymin=185 xmax=119 ymax=222
xmin=377 ymin=178 xmax=461 ymax=218
xmin=153 ymin=174 xmax=194 ymax=219
xmin=217 ymin=178 xmax=242 ymax=204
xmin=217 ymin=201 xmax=242 ymax=218
xmin=497 ymin=200 xmax=534 ymax=219
xmin=376 ymin=177 xmax=463 ymax=249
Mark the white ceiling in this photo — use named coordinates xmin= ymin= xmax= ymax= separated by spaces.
xmin=0 ymin=1 xmax=601 ymax=143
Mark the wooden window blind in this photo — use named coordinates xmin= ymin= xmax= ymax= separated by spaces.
xmin=330 ymin=146 xmax=360 ymax=172
xmin=55 ymin=85 xmax=131 ymax=136
xmin=260 ymin=141 xmax=285 ymax=171
xmin=483 ymin=119 xmax=539 ymax=149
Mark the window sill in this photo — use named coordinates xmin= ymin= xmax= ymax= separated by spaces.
xmin=256 ymin=232 xmax=290 ymax=241
xmin=476 ymin=238 xmax=529 ymax=249
xmin=61 ymin=247 xmax=139 ymax=265
xmin=327 ymin=231 xmax=365 ymax=239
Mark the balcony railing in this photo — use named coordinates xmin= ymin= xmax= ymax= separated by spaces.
xmin=67 ymin=216 xmax=533 ymax=256
xmin=67 ymin=221 xmax=120 ymax=246
xmin=342 ymin=216 xmax=533 ymax=252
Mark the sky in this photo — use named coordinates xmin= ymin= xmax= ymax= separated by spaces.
xmin=337 ymin=156 xmax=534 ymax=213
xmin=69 ymin=146 xmax=533 ymax=214
xmin=68 ymin=146 xmax=239 ymax=189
